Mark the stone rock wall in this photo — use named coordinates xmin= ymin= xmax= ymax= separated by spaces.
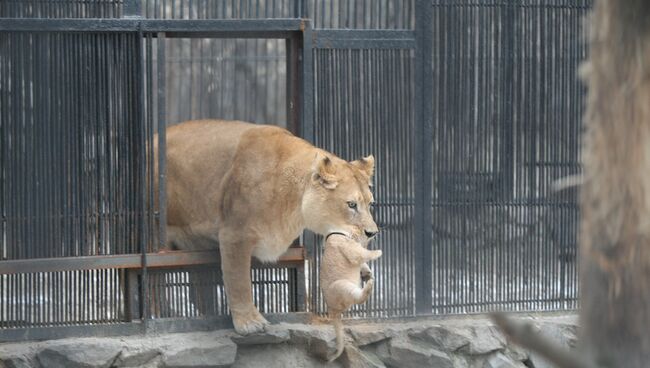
xmin=0 ymin=314 xmax=577 ymax=368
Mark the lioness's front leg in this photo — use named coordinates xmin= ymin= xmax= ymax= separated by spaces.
xmin=219 ymin=233 xmax=269 ymax=335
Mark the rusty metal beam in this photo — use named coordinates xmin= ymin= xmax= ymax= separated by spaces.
xmin=0 ymin=248 xmax=305 ymax=275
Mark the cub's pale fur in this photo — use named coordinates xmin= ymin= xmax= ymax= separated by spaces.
xmin=154 ymin=120 xmax=379 ymax=335
xmin=320 ymin=233 xmax=382 ymax=362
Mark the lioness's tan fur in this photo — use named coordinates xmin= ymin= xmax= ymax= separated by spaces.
xmin=155 ymin=119 xmax=378 ymax=334
xmin=320 ymin=234 xmax=382 ymax=362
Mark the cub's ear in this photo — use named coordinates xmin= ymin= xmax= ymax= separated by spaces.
xmin=312 ymin=153 xmax=338 ymax=190
xmin=351 ymin=155 xmax=375 ymax=178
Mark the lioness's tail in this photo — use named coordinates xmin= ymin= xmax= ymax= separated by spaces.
xmin=328 ymin=311 xmax=345 ymax=362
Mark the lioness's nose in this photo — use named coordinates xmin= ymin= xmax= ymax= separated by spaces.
xmin=365 ymin=230 xmax=378 ymax=238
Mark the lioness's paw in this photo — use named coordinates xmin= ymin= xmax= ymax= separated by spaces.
xmin=372 ymin=250 xmax=383 ymax=259
xmin=233 ymin=313 xmax=270 ymax=335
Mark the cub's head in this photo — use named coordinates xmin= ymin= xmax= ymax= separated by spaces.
xmin=302 ymin=153 xmax=379 ymax=241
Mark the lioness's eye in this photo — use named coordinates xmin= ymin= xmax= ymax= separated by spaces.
xmin=347 ymin=201 xmax=357 ymax=209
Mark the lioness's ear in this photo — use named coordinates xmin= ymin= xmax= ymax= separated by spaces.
xmin=312 ymin=153 xmax=338 ymax=190
xmin=351 ymin=155 xmax=375 ymax=178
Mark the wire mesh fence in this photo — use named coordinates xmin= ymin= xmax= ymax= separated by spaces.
xmin=146 ymin=265 xmax=300 ymax=318
xmin=0 ymin=0 xmax=123 ymax=18
xmin=429 ymin=0 xmax=589 ymax=313
xmin=0 ymin=31 xmax=151 ymax=261
xmin=141 ymin=0 xmax=298 ymax=20
xmin=309 ymin=48 xmax=416 ymax=318
xmin=0 ymin=269 xmax=125 ymax=328
xmin=161 ymin=38 xmax=287 ymax=128
xmin=0 ymin=29 xmax=157 ymax=330
xmin=310 ymin=0 xmax=414 ymax=29
xmin=139 ymin=0 xmax=415 ymax=29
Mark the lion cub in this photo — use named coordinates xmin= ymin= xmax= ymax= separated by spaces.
xmin=320 ymin=233 xmax=382 ymax=362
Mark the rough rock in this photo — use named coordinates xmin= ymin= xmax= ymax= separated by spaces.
xmin=341 ymin=346 xmax=386 ymax=368
xmin=0 ymin=314 xmax=578 ymax=368
xmin=231 ymin=326 xmax=290 ymax=345
xmin=121 ymin=355 xmax=163 ymax=368
xmin=348 ymin=326 xmax=394 ymax=346
xmin=0 ymin=344 xmax=34 ymax=368
xmin=409 ymin=325 xmax=472 ymax=352
xmin=528 ymin=322 xmax=578 ymax=368
xmin=538 ymin=322 xmax=578 ymax=348
xmin=36 ymin=341 xmax=123 ymax=368
xmin=482 ymin=352 xmax=526 ymax=368
xmin=287 ymin=324 xmax=337 ymax=360
xmin=376 ymin=338 xmax=453 ymax=368
xmin=0 ymin=356 xmax=32 ymax=368
xmin=113 ymin=346 xmax=161 ymax=367
xmin=503 ymin=343 xmax=529 ymax=362
xmin=232 ymin=344 xmax=340 ymax=368
xmin=468 ymin=326 xmax=507 ymax=355
xmin=162 ymin=337 xmax=237 ymax=368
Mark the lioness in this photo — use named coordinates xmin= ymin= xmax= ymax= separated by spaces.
xmin=155 ymin=120 xmax=378 ymax=334
xmin=320 ymin=233 xmax=382 ymax=362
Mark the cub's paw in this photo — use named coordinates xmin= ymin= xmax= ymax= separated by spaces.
xmin=360 ymin=265 xmax=374 ymax=282
xmin=233 ymin=311 xmax=270 ymax=335
xmin=371 ymin=250 xmax=383 ymax=259
xmin=365 ymin=279 xmax=375 ymax=289
xmin=361 ymin=270 xmax=373 ymax=282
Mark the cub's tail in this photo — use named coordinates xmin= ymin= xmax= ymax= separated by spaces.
xmin=328 ymin=312 xmax=345 ymax=362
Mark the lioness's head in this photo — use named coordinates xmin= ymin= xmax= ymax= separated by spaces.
xmin=302 ymin=153 xmax=379 ymax=241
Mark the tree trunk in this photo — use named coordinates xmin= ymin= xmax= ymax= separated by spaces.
xmin=578 ymin=0 xmax=650 ymax=366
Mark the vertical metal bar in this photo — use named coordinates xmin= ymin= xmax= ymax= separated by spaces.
xmin=124 ymin=269 xmax=140 ymax=321
xmin=432 ymin=0 xmax=440 ymax=313
xmin=123 ymin=0 xmax=142 ymax=18
xmin=0 ymin=31 xmax=6 ymax=265
xmin=16 ymin=30 xmax=25 ymax=262
xmin=0 ymin=31 xmax=5 ymax=326
xmin=136 ymin=26 xmax=149 ymax=331
xmin=157 ymin=32 xmax=167 ymax=252
xmin=286 ymin=35 xmax=300 ymax=135
xmin=299 ymin=0 xmax=307 ymax=18
xmin=413 ymin=0 xmax=433 ymax=314
xmin=8 ymin=30 xmax=16 ymax=263
xmin=146 ymin=32 xmax=155 ymax=256
xmin=300 ymin=20 xmax=314 ymax=143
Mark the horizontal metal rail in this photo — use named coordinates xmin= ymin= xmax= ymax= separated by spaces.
xmin=0 ymin=248 xmax=305 ymax=274
xmin=431 ymin=0 xmax=591 ymax=9
xmin=0 ymin=18 xmax=307 ymax=38
xmin=313 ymin=30 xmax=415 ymax=49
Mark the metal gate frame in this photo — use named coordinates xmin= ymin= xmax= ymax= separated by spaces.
xmin=413 ymin=0 xmax=433 ymax=314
